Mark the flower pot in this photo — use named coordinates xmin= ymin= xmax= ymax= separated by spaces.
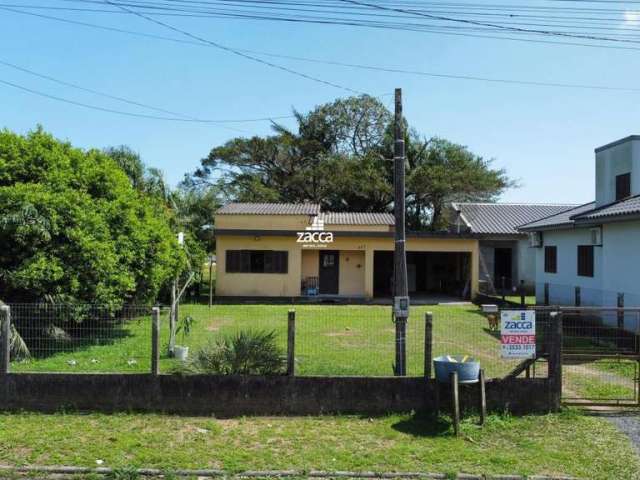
xmin=174 ymin=345 xmax=189 ymax=361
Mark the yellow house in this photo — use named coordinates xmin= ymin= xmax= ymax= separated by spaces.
xmin=214 ymin=203 xmax=480 ymax=301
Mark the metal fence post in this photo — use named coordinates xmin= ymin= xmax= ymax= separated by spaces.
xmin=501 ymin=276 xmax=506 ymax=302
xmin=450 ymin=371 xmax=460 ymax=436
xmin=520 ymin=280 xmax=526 ymax=307
xmin=151 ymin=307 xmax=160 ymax=376
xmin=548 ymin=311 xmax=563 ymax=411
xmin=287 ymin=310 xmax=296 ymax=376
xmin=544 ymin=283 xmax=550 ymax=306
xmin=1 ymin=306 xmax=10 ymax=375
xmin=424 ymin=312 xmax=433 ymax=379
xmin=575 ymin=286 xmax=581 ymax=307
xmin=617 ymin=293 xmax=625 ymax=331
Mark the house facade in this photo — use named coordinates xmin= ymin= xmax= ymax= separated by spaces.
xmin=214 ymin=203 xmax=480 ymax=300
xmin=519 ymin=135 xmax=640 ymax=307
xmin=449 ymin=202 xmax=576 ymax=294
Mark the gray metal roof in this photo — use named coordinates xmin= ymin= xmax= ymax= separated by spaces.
xmin=216 ymin=203 xmax=320 ymax=215
xmin=573 ymin=195 xmax=640 ymax=222
xmin=517 ymin=202 xmax=597 ymax=231
xmin=452 ymin=202 xmax=577 ymax=235
xmin=323 ymin=212 xmax=394 ymax=225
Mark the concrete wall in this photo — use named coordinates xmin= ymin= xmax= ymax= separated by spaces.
xmin=478 ymin=239 xmax=536 ymax=291
xmin=595 ymin=137 xmax=640 ymax=207
xmin=601 ymin=220 xmax=640 ymax=306
xmin=517 ymin=238 xmax=537 ymax=286
xmin=0 ymin=374 xmax=553 ymax=416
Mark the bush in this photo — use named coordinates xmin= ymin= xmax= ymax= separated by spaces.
xmin=179 ymin=330 xmax=286 ymax=375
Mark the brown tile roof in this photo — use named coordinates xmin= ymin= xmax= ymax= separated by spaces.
xmin=216 ymin=203 xmax=320 ymax=215
xmin=322 ymin=212 xmax=395 ymax=225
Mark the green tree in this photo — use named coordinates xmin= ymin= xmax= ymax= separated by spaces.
xmin=186 ymin=95 xmax=512 ymax=227
xmin=0 ymin=127 xmax=184 ymax=306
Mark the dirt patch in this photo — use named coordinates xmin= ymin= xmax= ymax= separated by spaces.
xmin=206 ymin=317 xmax=232 ymax=332
xmin=325 ymin=329 xmax=356 ymax=337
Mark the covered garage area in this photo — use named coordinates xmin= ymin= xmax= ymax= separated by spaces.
xmin=373 ymin=251 xmax=472 ymax=300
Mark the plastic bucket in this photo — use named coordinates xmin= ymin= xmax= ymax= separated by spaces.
xmin=433 ymin=355 xmax=480 ymax=383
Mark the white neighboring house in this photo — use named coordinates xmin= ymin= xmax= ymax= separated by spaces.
xmin=449 ymin=202 xmax=576 ymax=294
xmin=519 ymin=135 xmax=640 ymax=308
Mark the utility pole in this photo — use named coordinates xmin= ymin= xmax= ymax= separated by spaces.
xmin=393 ymin=87 xmax=409 ymax=376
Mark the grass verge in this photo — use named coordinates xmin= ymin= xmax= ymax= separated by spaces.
xmin=0 ymin=409 xmax=637 ymax=480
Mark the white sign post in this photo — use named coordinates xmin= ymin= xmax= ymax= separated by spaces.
xmin=501 ymin=310 xmax=536 ymax=359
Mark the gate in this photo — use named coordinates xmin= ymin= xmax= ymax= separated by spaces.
xmin=558 ymin=307 xmax=640 ymax=406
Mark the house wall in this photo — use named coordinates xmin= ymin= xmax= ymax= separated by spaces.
xmin=534 ymin=228 xmax=604 ymax=305
xmin=601 ymin=220 xmax=640 ymax=306
xmin=478 ymin=239 xmax=537 ymax=292
xmin=216 ymin=232 xmax=480 ymax=299
xmin=595 ymin=138 xmax=640 ymax=207
xmin=339 ymin=250 xmax=366 ymax=296
xmin=517 ymin=238 xmax=537 ymax=286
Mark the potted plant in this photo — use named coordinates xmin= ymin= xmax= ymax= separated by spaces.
xmin=174 ymin=315 xmax=195 ymax=361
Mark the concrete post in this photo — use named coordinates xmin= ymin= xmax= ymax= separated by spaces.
xmin=1 ymin=306 xmax=10 ymax=375
xmin=548 ymin=312 xmax=563 ymax=411
xmin=424 ymin=312 xmax=433 ymax=379
xmin=151 ymin=307 xmax=160 ymax=376
xmin=544 ymin=283 xmax=550 ymax=306
xmin=287 ymin=310 xmax=296 ymax=376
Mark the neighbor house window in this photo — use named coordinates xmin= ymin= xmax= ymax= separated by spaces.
xmin=226 ymin=250 xmax=288 ymax=274
xmin=616 ymin=173 xmax=631 ymax=201
xmin=577 ymin=245 xmax=594 ymax=277
xmin=544 ymin=246 xmax=557 ymax=274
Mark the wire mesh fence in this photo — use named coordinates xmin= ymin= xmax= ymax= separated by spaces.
xmin=2 ymin=302 xmax=548 ymax=378
xmin=6 ymin=303 xmax=153 ymax=373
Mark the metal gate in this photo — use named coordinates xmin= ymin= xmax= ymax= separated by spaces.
xmin=558 ymin=307 xmax=640 ymax=407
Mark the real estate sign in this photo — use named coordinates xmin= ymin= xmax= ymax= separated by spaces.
xmin=501 ymin=310 xmax=536 ymax=359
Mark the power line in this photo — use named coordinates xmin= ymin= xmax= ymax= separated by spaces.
xmin=6 ymin=4 xmax=640 ymax=51
xmin=100 ymin=0 xmax=362 ymax=93
xmin=337 ymin=0 xmax=640 ymax=45
xmin=4 ymin=5 xmax=640 ymax=92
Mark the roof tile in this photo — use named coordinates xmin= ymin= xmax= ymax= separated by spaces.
xmin=216 ymin=203 xmax=320 ymax=215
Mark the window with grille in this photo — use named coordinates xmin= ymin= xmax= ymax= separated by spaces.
xmin=577 ymin=245 xmax=594 ymax=277
xmin=544 ymin=246 xmax=557 ymax=274
xmin=616 ymin=173 xmax=631 ymax=201
xmin=226 ymin=250 xmax=288 ymax=273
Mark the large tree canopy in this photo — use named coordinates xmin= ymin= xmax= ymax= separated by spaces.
xmin=186 ymin=95 xmax=513 ymax=229
xmin=0 ymin=128 xmax=184 ymax=306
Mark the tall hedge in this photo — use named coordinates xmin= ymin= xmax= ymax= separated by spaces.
xmin=0 ymin=127 xmax=184 ymax=306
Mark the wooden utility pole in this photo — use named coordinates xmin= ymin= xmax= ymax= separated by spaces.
xmin=393 ymin=87 xmax=409 ymax=377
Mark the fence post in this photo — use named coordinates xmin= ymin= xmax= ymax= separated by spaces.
xmin=450 ymin=371 xmax=460 ymax=436
xmin=548 ymin=311 xmax=563 ymax=411
xmin=424 ymin=312 xmax=433 ymax=379
xmin=151 ymin=307 xmax=160 ymax=376
xmin=574 ymin=286 xmax=581 ymax=307
xmin=501 ymin=276 xmax=506 ymax=302
xmin=287 ymin=310 xmax=296 ymax=376
xmin=520 ymin=280 xmax=526 ymax=307
xmin=479 ymin=368 xmax=486 ymax=426
xmin=1 ymin=306 xmax=10 ymax=375
xmin=617 ymin=293 xmax=625 ymax=331
xmin=544 ymin=283 xmax=550 ymax=306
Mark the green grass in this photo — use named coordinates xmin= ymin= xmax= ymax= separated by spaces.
xmin=503 ymin=295 xmax=536 ymax=306
xmin=12 ymin=304 xmax=522 ymax=377
xmin=0 ymin=409 xmax=637 ymax=479
xmin=563 ymin=358 xmax=638 ymax=403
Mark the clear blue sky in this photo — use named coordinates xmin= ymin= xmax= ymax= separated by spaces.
xmin=1 ymin=1 xmax=639 ymax=205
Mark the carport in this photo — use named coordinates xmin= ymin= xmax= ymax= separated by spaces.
xmin=373 ymin=251 xmax=472 ymax=300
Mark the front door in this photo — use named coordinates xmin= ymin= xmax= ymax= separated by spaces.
xmin=494 ymin=247 xmax=512 ymax=289
xmin=319 ymin=250 xmax=339 ymax=295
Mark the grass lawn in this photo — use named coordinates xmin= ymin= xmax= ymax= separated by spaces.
xmin=12 ymin=304 xmax=522 ymax=378
xmin=0 ymin=409 xmax=637 ymax=479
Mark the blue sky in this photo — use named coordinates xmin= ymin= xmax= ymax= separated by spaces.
xmin=1 ymin=1 xmax=639 ymax=205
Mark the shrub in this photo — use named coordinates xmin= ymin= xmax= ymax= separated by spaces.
xmin=179 ymin=330 xmax=286 ymax=375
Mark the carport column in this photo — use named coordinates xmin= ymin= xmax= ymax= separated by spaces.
xmin=364 ymin=248 xmax=374 ymax=298
xmin=1 ymin=305 xmax=10 ymax=375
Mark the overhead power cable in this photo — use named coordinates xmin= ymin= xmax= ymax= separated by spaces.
xmin=337 ymin=0 xmax=640 ymax=45
xmin=4 ymin=5 xmax=640 ymax=92
xmin=6 ymin=5 xmax=640 ymax=51
xmin=100 ymin=0 xmax=362 ymax=93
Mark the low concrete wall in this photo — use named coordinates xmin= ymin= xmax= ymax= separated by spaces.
xmin=0 ymin=374 xmax=552 ymax=416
